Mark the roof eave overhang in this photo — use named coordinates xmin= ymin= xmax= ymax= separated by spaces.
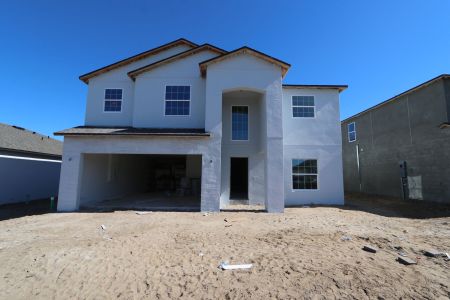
xmin=54 ymin=132 xmax=211 ymax=137
xmin=282 ymin=84 xmax=348 ymax=93
xmin=79 ymin=38 xmax=198 ymax=84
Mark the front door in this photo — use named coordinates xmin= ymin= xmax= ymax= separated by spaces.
xmin=230 ymin=157 xmax=248 ymax=200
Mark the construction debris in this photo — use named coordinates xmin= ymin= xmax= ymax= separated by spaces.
xmin=219 ymin=261 xmax=253 ymax=270
xmin=363 ymin=245 xmax=378 ymax=253
xmin=341 ymin=235 xmax=352 ymax=241
xmin=397 ymin=256 xmax=417 ymax=265
xmin=100 ymin=225 xmax=106 ymax=230
xmin=424 ymin=249 xmax=441 ymax=257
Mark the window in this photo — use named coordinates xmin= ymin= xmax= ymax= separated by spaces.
xmin=232 ymin=106 xmax=249 ymax=141
xmin=348 ymin=122 xmax=356 ymax=142
xmin=104 ymin=89 xmax=122 ymax=112
xmin=292 ymin=96 xmax=315 ymax=118
xmin=292 ymin=159 xmax=318 ymax=190
xmin=165 ymin=86 xmax=190 ymax=115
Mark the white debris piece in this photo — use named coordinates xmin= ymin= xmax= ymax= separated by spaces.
xmin=101 ymin=225 xmax=106 ymax=230
xmin=135 ymin=211 xmax=152 ymax=215
xmin=341 ymin=235 xmax=352 ymax=241
xmin=219 ymin=261 xmax=253 ymax=270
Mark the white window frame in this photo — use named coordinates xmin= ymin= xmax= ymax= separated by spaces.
xmin=348 ymin=122 xmax=356 ymax=142
xmin=231 ymin=105 xmax=249 ymax=141
xmin=103 ymin=88 xmax=123 ymax=113
xmin=292 ymin=95 xmax=315 ymax=118
xmin=291 ymin=158 xmax=319 ymax=191
xmin=164 ymin=85 xmax=191 ymax=117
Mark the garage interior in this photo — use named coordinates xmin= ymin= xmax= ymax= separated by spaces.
xmin=79 ymin=154 xmax=202 ymax=211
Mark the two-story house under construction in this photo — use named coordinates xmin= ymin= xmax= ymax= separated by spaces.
xmin=55 ymin=38 xmax=347 ymax=212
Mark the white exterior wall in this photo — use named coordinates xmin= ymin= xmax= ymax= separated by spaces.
xmin=0 ymin=156 xmax=61 ymax=205
xmin=57 ymin=136 xmax=219 ymax=211
xmin=58 ymin=43 xmax=345 ymax=213
xmin=221 ymin=92 xmax=265 ymax=206
xmin=84 ymin=44 xmax=192 ymax=127
xmin=133 ymin=51 xmax=218 ymax=128
xmin=282 ymin=88 xmax=344 ymax=205
xmin=205 ymin=53 xmax=285 ymax=212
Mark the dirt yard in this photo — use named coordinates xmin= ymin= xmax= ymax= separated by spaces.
xmin=0 ymin=195 xmax=449 ymax=299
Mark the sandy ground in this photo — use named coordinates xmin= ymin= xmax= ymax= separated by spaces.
xmin=0 ymin=195 xmax=449 ymax=299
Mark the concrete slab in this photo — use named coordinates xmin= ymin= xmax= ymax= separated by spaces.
xmin=81 ymin=192 xmax=200 ymax=212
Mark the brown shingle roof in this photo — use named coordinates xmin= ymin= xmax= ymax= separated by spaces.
xmin=0 ymin=123 xmax=62 ymax=157
xmin=54 ymin=126 xmax=210 ymax=137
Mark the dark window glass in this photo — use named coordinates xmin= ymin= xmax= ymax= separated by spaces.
xmin=232 ymin=106 xmax=249 ymax=140
xmin=165 ymin=86 xmax=190 ymax=115
xmin=292 ymin=96 xmax=315 ymax=117
xmin=105 ymin=89 xmax=122 ymax=100
xmin=292 ymin=159 xmax=318 ymax=190
xmin=348 ymin=122 xmax=356 ymax=142
xmin=104 ymin=100 xmax=122 ymax=112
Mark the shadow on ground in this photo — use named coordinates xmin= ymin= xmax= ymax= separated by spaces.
xmin=1 ymin=193 xmax=450 ymax=221
xmin=0 ymin=198 xmax=55 ymax=221
xmin=342 ymin=193 xmax=450 ymax=219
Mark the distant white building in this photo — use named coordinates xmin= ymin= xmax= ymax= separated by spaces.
xmin=0 ymin=123 xmax=62 ymax=205
xmin=56 ymin=39 xmax=347 ymax=213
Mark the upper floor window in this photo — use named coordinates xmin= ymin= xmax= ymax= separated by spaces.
xmin=232 ymin=106 xmax=249 ymax=141
xmin=292 ymin=159 xmax=318 ymax=190
xmin=104 ymin=89 xmax=122 ymax=112
xmin=165 ymin=86 xmax=190 ymax=116
xmin=348 ymin=122 xmax=356 ymax=142
xmin=292 ymin=96 xmax=315 ymax=118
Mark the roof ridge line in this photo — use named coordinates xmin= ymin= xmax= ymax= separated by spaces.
xmin=127 ymin=43 xmax=227 ymax=79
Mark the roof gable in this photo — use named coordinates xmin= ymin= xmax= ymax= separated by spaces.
xmin=79 ymin=38 xmax=198 ymax=84
xmin=199 ymin=46 xmax=291 ymax=78
xmin=128 ymin=44 xmax=227 ymax=80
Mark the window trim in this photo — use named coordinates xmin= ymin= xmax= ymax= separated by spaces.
xmin=231 ymin=105 xmax=250 ymax=142
xmin=164 ymin=85 xmax=191 ymax=117
xmin=291 ymin=158 xmax=319 ymax=191
xmin=348 ymin=122 xmax=356 ymax=142
xmin=291 ymin=95 xmax=316 ymax=119
xmin=103 ymin=88 xmax=123 ymax=113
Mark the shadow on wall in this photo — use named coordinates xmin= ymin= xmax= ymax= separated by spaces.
xmin=342 ymin=192 xmax=450 ymax=219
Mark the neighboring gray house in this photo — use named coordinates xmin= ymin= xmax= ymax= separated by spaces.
xmin=56 ymin=38 xmax=347 ymax=213
xmin=0 ymin=123 xmax=62 ymax=205
xmin=341 ymin=74 xmax=450 ymax=203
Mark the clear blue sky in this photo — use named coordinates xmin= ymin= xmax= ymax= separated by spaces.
xmin=1 ymin=1 xmax=449 ymax=139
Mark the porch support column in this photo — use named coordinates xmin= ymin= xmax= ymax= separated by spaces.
xmin=264 ymin=79 xmax=285 ymax=213
xmin=202 ymin=83 xmax=222 ymax=212
xmin=57 ymin=145 xmax=84 ymax=212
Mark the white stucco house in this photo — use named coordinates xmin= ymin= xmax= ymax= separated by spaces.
xmin=55 ymin=38 xmax=347 ymax=213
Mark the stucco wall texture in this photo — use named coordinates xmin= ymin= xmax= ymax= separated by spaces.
xmin=341 ymin=78 xmax=450 ymax=203
xmin=0 ymin=156 xmax=61 ymax=205
xmin=58 ymin=44 xmax=345 ymax=212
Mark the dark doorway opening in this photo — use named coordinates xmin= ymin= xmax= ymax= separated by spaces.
xmin=230 ymin=157 xmax=248 ymax=200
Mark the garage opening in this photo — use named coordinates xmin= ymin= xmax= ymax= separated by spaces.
xmin=79 ymin=154 xmax=202 ymax=211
